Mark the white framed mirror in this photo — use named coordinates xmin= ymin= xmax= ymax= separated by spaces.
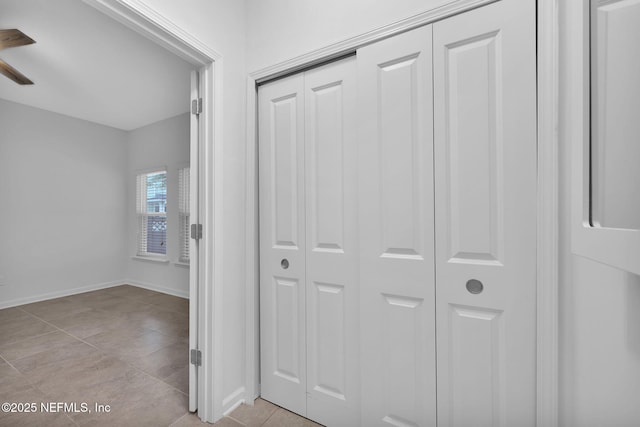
xmin=590 ymin=0 xmax=640 ymax=231
xmin=573 ymin=0 xmax=640 ymax=276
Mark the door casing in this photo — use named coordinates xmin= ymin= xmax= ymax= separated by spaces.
xmin=245 ymin=1 xmax=560 ymax=427
xmin=83 ymin=0 xmax=224 ymax=423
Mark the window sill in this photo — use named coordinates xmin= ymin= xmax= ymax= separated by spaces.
xmin=131 ymin=256 xmax=170 ymax=264
xmin=174 ymin=261 xmax=190 ymax=268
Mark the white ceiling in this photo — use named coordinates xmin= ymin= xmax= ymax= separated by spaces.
xmin=0 ymin=0 xmax=193 ymax=131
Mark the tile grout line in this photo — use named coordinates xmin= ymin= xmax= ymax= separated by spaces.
xmin=107 ymin=289 xmax=192 ymax=396
xmin=24 ymin=310 xmax=191 ymax=397
xmin=112 ymin=287 xmax=189 ymax=315
xmin=6 ymin=309 xmax=112 ymax=403
xmin=0 ymin=326 xmax=80 ymax=426
xmin=260 ymin=406 xmax=283 ymax=427
xmin=5 ymin=289 xmax=190 ymax=409
xmin=0 ymin=329 xmax=60 ymax=353
xmin=223 ymin=399 xmax=284 ymax=427
xmin=168 ymin=411 xmax=191 ymax=426
xmin=0 ymin=353 xmax=81 ymax=427
xmin=126 ymin=364 xmax=190 ymax=398
xmin=65 ymin=412 xmax=82 ymax=427
xmin=226 ymin=413 xmax=249 ymax=426
xmin=13 ymin=309 xmax=106 ymax=353
xmin=17 ymin=304 xmax=179 ymax=357
xmin=43 ymin=320 xmax=189 ymax=397
xmin=0 ymin=352 xmax=20 ymax=373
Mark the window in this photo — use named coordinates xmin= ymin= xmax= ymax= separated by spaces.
xmin=178 ymin=166 xmax=190 ymax=263
xmin=136 ymin=170 xmax=167 ymax=256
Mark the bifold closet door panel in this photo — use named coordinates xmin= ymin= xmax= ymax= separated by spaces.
xmin=259 ymin=74 xmax=307 ymax=417
xmin=304 ymin=57 xmax=359 ymax=427
xmin=357 ymin=25 xmax=437 ymax=427
xmin=433 ymin=0 xmax=537 ymax=426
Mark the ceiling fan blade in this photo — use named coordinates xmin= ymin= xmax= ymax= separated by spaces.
xmin=0 ymin=29 xmax=35 ymax=50
xmin=0 ymin=59 xmax=33 ymax=85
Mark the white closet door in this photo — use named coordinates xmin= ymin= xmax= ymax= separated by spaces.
xmin=357 ymin=25 xmax=437 ymax=427
xmin=259 ymin=57 xmax=358 ymax=424
xmin=305 ymin=57 xmax=359 ymax=427
xmin=433 ymin=0 xmax=537 ymax=426
xmin=259 ymin=74 xmax=307 ymax=416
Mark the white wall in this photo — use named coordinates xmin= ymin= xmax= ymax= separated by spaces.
xmin=134 ymin=0 xmax=249 ymax=413
xmin=0 ymin=101 xmax=192 ymax=307
xmin=0 ymin=99 xmax=127 ymax=307
xmin=137 ymin=0 xmax=457 ymax=414
xmin=246 ymin=0 xmax=450 ymax=71
xmin=248 ymin=2 xmax=640 ymax=426
xmin=559 ymin=1 xmax=640 ymax=426
xmin=120 ymin=2 xmax=640 ymax=425
xmin=125 ymin=113 xmax=190 ymax=297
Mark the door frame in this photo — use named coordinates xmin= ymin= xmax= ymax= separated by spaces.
xmin=244 ymin=0 xmax=560 ymax=426
xmin=83 ymin=0 xmax=224 ymax=423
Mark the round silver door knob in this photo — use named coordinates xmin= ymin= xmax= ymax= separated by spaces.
xmin=281 ymin=259 xmax=289 ymax=269
xmin=466 ymin=279 xmax=484 ymax=294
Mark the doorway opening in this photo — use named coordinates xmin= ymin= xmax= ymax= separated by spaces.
xmin=84 ymin=1 xmax=221 ymax=422
xmin=0 ymin=0 xmax=221 ymax=423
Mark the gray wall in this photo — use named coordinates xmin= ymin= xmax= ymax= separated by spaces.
xmin=559 ymin=2 xmax=640 ymax=425
xmin=0 ymin=99 xmax=190 ymax=307
xmin=125 ymin=113 xmax=190 ymax=296
xmin=0 ymin=99 xmax=128 ymax=306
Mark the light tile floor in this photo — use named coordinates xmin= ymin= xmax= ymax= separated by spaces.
xmin=0 ymin=285 xmax=320 ymax=426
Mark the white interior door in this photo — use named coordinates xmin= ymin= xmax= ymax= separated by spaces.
xmin=259 ymin=72 xmax=307 ymax=416
xmin=188 ymin=69 xmax=201 ymax=413
xmin=259 ymin=57 xmax=358 ymax=425
xmin=432 ymin=0 xmax=537 ymax=425
xmin=304 ymin=58 xmax=359 ymax=427
xmin=258 ymin=2 xmax=537 ymax=425
xmin=357 ymin=25 xmax=437 ymax=427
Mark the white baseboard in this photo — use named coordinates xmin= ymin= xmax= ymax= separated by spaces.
xmin=123 ymin=279 xmax=189 ymax=299
xmin=222 ymin=387 xmax=246 ymax=416
xmin=0 ymin=279 xmax=189 ymax=310
xmin=252 ymin=385 xmax=261 ymax=402
xmin=0 ymin=280 xmax=124 ymax=310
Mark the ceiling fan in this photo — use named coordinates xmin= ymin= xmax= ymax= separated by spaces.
xmin=0 ymin=29 xmax=36 ymax=85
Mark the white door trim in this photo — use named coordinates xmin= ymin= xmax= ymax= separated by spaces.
xmin=249 ymin=0 xmax=497 ymax=84
xmin=536 ymin=1 xmax=560 ymax=426
xmin=83 ymin=0 xmax=224 ymax=423
xmin=245 ymin=1 xmax=560 ymax=426
xmin=189 ymin=69 xmax=199 ymax=413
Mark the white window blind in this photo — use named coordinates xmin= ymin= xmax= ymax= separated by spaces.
xmin=136 ymin=170 xmax=167 ymax=256
xmin=178 ymin=166 xmax=190 ymax=263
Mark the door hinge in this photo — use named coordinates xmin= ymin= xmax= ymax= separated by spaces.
xmin=191 ymin=224 xmax=202 ymax=240
xmin=190 ymin=349 xmax=202 ymax=366
xmin=191 ymin=98 xmax=202 ymax=115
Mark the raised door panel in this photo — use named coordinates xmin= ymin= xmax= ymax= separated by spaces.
xmin=378 ymin=53 xmax=426 ymax=260
xmin=378 ymin=294 xmax=429 ymax=427
xmin=591 ymin=0 xmax=640 ymax=230
xmin=307 ymin=80 xmax=345 ymax=253
xmin=271 ymin=94 xmax=300 ymax=249
xmin=448 ymin=305 xmax=505 ymax=427
xmin=259 ymin=74 xmax=307 ymax=417
xmin=305 ymin=57 xmax=359 ymax=427
xmin=434 ymin=1 xmax=537 ymax=426
xmin=357 ymin=25 xmax=436 ymax=427
xmin=274 ymin=277 xmax=303 ymax=383
xmin=444 ymin=32 xmax=503 ymax=265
